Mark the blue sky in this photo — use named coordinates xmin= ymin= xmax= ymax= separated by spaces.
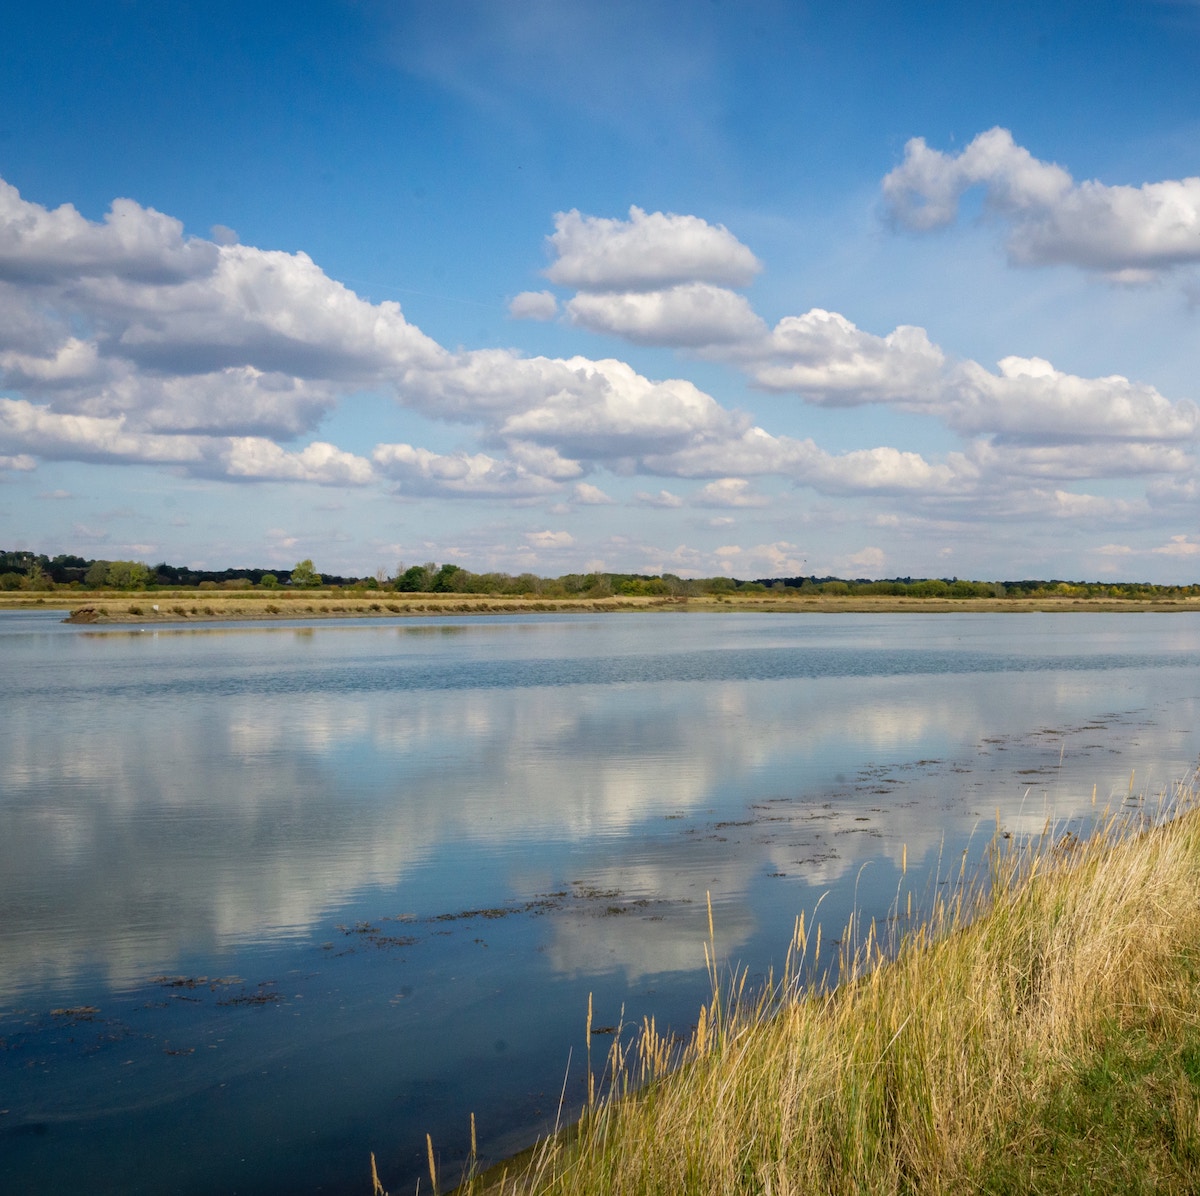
xmin=3 ymin=0 xmax=1200 ymax=581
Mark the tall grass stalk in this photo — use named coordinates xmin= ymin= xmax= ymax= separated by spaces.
xmin=445 ymin=777 xmax=1200 ymax=1194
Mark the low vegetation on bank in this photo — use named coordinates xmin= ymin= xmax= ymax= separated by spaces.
xmin=403 ymin=786 xmax=1200 ymax=1195
xmin=3 ymin=546 xmax=1199 ymax=604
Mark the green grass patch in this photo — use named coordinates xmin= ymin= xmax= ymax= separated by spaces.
xmin=976 ymin=1020 xmax=1200 ymax=1194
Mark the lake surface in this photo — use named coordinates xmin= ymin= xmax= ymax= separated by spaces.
xmin=2 ymin=609 xmax=1199 ymax=1194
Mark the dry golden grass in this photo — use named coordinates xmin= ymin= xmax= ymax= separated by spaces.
xmin=421 ymin=784 xmax=1200 ymax=1196
xmin=0 ymin=590 xmax=672 ymax=621
xmin=5 ymin=589 xmax=1200 ymax=623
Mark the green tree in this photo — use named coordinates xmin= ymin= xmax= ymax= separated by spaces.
xmin=290 ymin=559 xmax=321 ymax=588
xmin=20 ymin=560 xmax=52 ymax=590
xmin=85 ymin=560 xmax=110 ymax=588
xmin=259 ymin=573 xmax=279 ymax=588
xmin=106 ymin=561 xmax=150 ymax=590
xmin=431 ymin=563 xmax=462 ymax=592
xmin=396 ymin=563 xmax=435 ymax=591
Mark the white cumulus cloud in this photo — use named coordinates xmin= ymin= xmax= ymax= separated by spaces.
xmin=0 ymin=397 xmax=208 ymax=467
xmin=635 ymin=489 xmax=684 ymax=508
xmin=566 ymin=283 xmax=765 ymax=346
xmin=526 ymin=529 xmax=574 ymax=549
xmin=497 ymin=356 xmax=750 ymax=461
xmin=743 ymin=309 xmax=947 ymax=404
xmin=693 ymin=477 xmax=769 ymax=507
xmin=968 ymin=438 xmax=1192 ymax=481
xmin=6 ymin=171 xmax=1198 ymax=533
xmin=0 ymin=396 xmax=374 ymax=486
xmin=573 ymin=482 xmax=615 ymax=504
xmin=0 ymin=179 xmax=219 ymax=285
xmin=882 ymin=127 xmax=1200 ymax=277
xmin=222 ymin=439 xmax=374 ymax=485
xmin=949 ymin=356 xmax=1199 ymax=444
xmin=643 ymin=424 xmax=973 ymax=496
xmin=508 ymin=290 xmax=559 ymax=320
xmin=838 ymin=546 xmax=887 ymax=575
xmin=0 ymin=174 xmax=444 ymax=479
xmin=545 ymin=206 xmax=761 ymax=292
xmin=372 ymin=443 xmax=563 ymax=498
xmin=1153 ymin=534 xmax=1200 ymax=557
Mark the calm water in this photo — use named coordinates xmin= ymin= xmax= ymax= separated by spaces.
xmin=2 ymin=609 xmax=1199 ymax=1194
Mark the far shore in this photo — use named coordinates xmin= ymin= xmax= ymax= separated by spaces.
xmin=4 ymin=590 xmax=1200 ymax=623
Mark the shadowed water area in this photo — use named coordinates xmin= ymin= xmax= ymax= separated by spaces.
xmin=2 ymin=609 xmax=1199 ymax=1194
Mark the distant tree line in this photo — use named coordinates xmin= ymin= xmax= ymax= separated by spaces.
xmin=756 ymin=576 xmax=1200 ymax=599
xmin=0 ymin=550 xmax=357 ymax=591
xmin=2 ymin=548 xmax=1197 ymax=600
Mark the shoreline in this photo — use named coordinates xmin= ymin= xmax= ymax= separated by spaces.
xmin=442 ymin=789 xmax=1200 ymax=1195
xmin=4 ymin=592 xmax=1200 ymax=624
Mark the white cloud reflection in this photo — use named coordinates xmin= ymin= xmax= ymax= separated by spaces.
xmin=2 ymin=619 xmax=1197 ymax=998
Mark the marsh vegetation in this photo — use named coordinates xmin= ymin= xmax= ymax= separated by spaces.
xmin=428 ymin=791 xmax=1200 ymax=1196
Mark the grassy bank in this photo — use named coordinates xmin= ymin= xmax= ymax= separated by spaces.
xmin=418 ymin=786 xmax=1200 ymax=1195
xmin=6 ymin=590 xmax=1200 ymax=623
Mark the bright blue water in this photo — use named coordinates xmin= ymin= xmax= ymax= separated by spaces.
xmin=2 ymin=610 xmax=1199 ymax=1194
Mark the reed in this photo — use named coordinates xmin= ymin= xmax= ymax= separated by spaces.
xmin=441 ymin=777 xmax=1200 ymax=1195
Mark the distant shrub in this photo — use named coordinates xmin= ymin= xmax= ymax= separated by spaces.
xmin=618 ymin=578 xmax=671 ymax=596
xmin=909 ymin=579 xmax=950 ymax=598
